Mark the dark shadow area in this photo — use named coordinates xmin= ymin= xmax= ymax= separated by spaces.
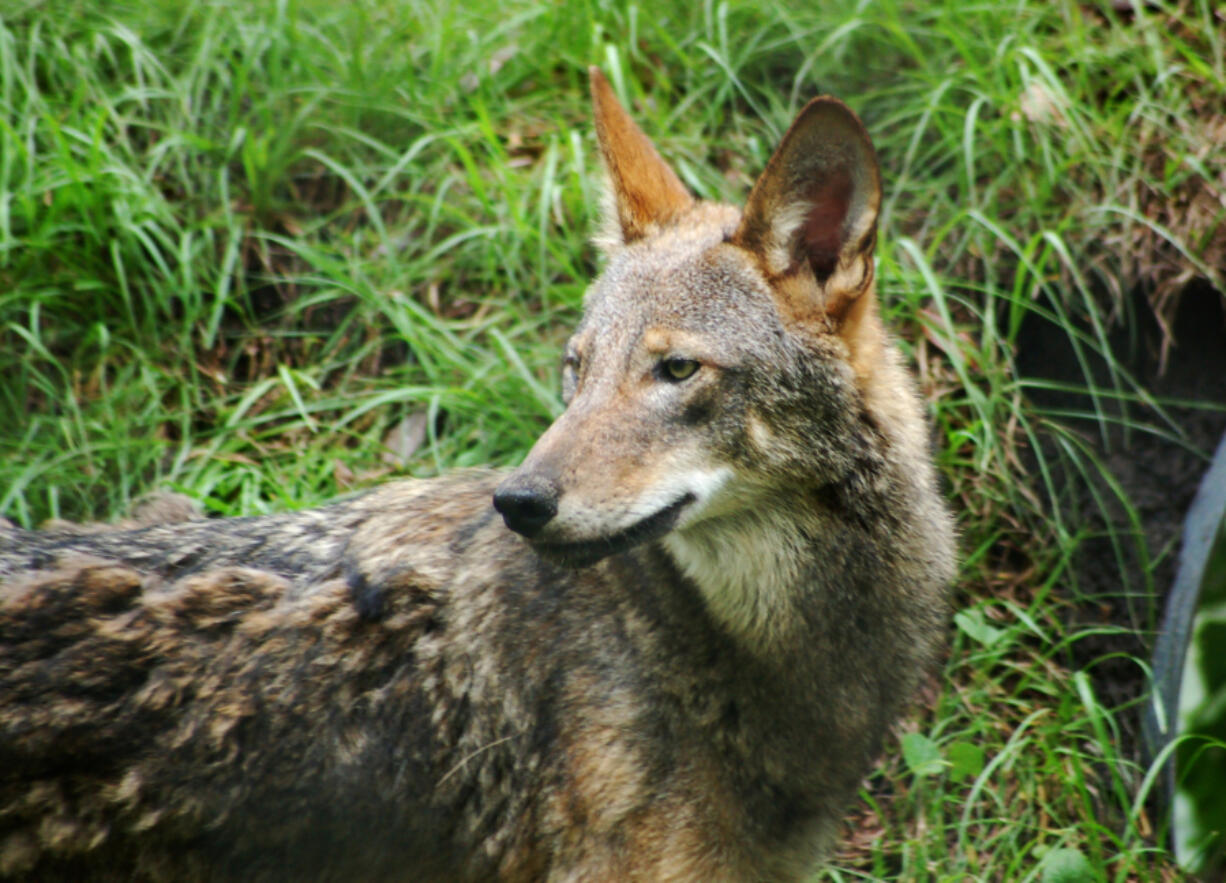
xmin=1018 ymin=280 xmax=1226 ymax=737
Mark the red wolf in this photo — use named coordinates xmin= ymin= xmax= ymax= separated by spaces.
xmin=0 ymin=69 xmax=954 ymax=881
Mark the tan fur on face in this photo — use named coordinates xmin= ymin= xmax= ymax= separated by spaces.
xmin=640 ymin=327 xmax=712 ymax=360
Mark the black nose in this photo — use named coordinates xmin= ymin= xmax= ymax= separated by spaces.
xmin=492 ymin=479 xmax=559 ymax=538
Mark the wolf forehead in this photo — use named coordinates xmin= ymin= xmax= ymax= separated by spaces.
xmin=577 ymin=211 xmax=792 ymax=349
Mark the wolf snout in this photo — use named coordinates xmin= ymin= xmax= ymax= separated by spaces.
xmin=493 ymin=475 xmax=560 ymax=538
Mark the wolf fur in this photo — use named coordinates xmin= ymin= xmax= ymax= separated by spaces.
xmin=0 ymin=69 xmax=955 ymax=881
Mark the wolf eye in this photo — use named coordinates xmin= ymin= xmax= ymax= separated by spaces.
xmin=660 ymin=357 xmax=700 ymax=382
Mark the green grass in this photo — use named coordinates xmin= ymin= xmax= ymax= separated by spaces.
xmin=2 ymin=0 xmax=1224 ymax=878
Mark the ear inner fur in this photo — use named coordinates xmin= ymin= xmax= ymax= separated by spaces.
xmin=589 ymin=67 xmax=693 ymax=244
xmin=800 ymin=170 xmax=853 ymax=282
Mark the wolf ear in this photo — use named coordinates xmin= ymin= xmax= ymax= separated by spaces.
xmin=733 ymin=97 xmax=881 ymax=320
xmin=590 ymin=67 xmax=693 ymax=247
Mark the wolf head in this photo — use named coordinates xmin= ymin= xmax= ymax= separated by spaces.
xmin=494 ymin=69 xmax=895 ymax=571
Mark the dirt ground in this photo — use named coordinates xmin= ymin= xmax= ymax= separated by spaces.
xmin=1017 ymin=281 xmax=1226 ymax=746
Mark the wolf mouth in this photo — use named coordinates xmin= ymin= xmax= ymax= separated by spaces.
xmin=532 ymin=494 xmax=696 ymax=568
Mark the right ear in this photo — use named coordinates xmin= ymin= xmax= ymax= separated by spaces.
xmin=590 ymin=67 xmax=693 ymax=248
xmin=732 ymin=97 xmax=881 ymax=315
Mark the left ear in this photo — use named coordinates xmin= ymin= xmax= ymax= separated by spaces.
xmin=733 ymin=97 xmax=881 ymax=321
xmin=590 ymin=67 xmax=694 ymax=248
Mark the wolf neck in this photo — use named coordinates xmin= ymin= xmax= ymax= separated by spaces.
xmin=662 ymin=501 xmax=822 ymax=649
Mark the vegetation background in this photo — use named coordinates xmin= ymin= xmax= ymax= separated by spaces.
xmin=1 ymin=0 xmax=1223 ymax=878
